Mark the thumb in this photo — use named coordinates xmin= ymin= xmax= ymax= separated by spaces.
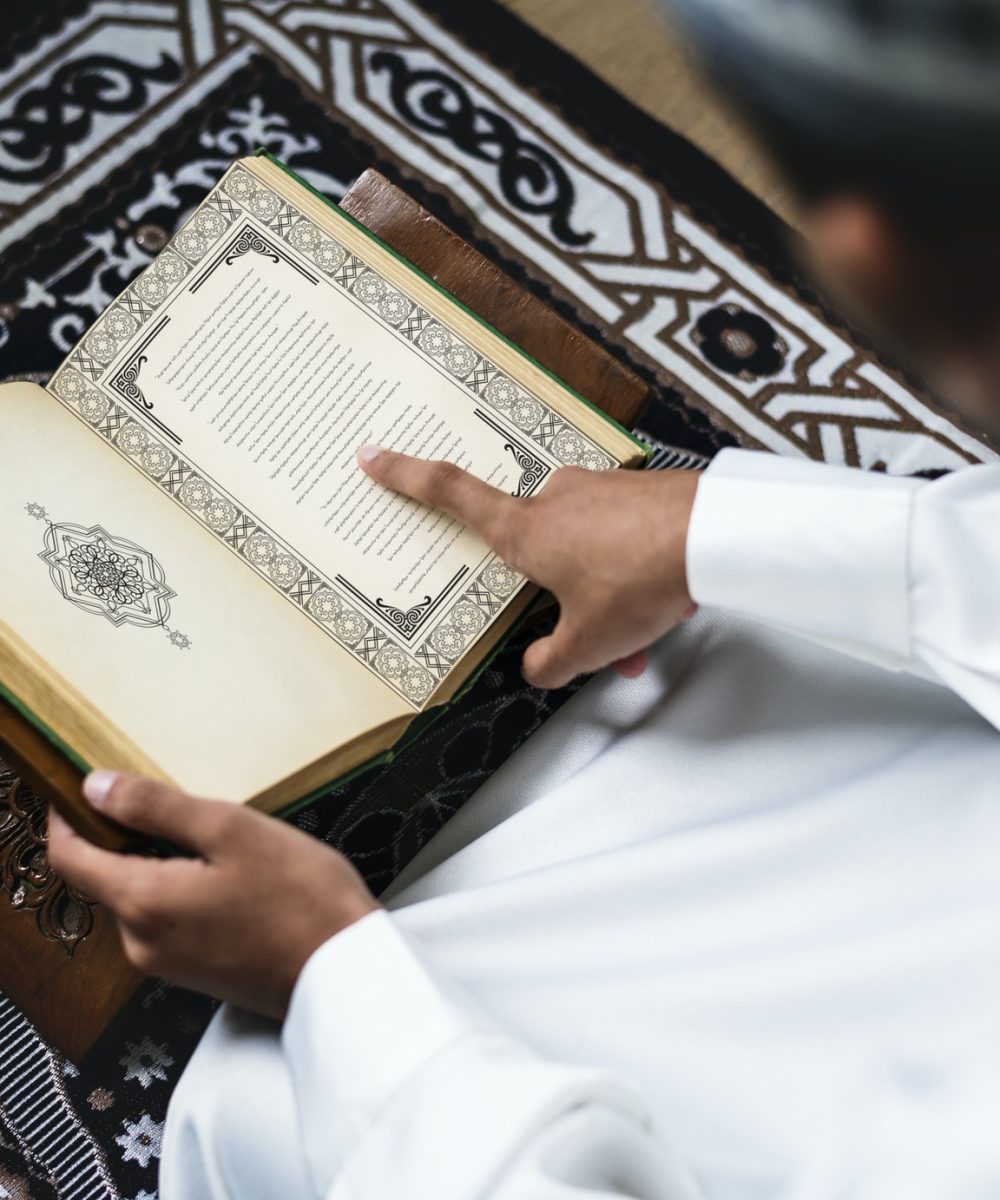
xmin=83 ymin=771 xmax=233 ymax=853
xmin=522 ymin=620 xmax=588 ymax=690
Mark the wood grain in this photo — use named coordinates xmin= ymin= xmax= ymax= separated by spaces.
xmin=0 ymin=898 xmax=143 ymax=1066
xmin=0 ymin=698 xmax=134 ymax=851
xmin=334 ymin=169 xmax=652 ymax=432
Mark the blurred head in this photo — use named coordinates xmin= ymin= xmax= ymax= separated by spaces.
xmin=669 ymin=0 xmax=1000 ymax=411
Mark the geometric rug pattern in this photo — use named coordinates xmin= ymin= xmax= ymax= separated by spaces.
xmin=0 ymin=2 xmax=994 ymax=1196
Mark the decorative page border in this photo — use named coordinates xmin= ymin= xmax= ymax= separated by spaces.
xmin=47 ymin=162 xmax=615 ymax=709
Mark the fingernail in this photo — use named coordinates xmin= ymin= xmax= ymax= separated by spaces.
xmin=83 ymin=770 xmax=119 ymax=809
xmin=357 ymin=444 xmax=384 ymax=467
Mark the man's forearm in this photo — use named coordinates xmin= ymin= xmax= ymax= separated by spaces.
xmin=279 ymin=910 xmax=700 ymax=1200
xmin=686 ymin=448 xmax=1000 ymax=731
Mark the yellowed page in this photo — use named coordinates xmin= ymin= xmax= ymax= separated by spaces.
xmin=0 ymin=383 xmax=408 ymax=803
xmin=47 ymin=158 xmax=638 ymax=712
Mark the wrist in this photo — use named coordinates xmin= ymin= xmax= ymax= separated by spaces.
xmin=281 ymin=897 xmax=382 ymax=1017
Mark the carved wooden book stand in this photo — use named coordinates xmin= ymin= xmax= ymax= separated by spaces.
xmin=0 ymin=170 xmax=650 ymax=1063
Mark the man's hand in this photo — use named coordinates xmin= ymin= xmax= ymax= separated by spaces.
xmin=358 ymin=446 xmax=701 ymax=688
xmin=48 ymin=772 xmax=379 ymax=1019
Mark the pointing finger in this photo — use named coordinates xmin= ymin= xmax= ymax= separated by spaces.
xmin=358 ymin=445 xmax=516 ymax=546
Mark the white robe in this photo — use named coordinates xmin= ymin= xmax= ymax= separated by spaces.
xmin=160 ymin=449 xmax=1000 ymax=1200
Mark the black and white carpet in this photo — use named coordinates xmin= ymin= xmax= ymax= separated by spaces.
xmin=0 ymin=1 xmax=995 ymax=1195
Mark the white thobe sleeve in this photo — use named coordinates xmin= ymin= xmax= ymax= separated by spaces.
xmin=281 ymin=910 xmax=701 ymax=1200
xmin=686 ymin=448 xmax=1000 ymax=730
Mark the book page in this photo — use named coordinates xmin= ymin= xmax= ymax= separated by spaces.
xmin=47 ymin=159 xmax=631 ymax=711
xmin=0 ymin=384 xmax=409 ymax=803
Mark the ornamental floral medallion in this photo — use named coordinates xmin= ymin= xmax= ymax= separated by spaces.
xmin=26 ymin=503 xmax=191 ymax=650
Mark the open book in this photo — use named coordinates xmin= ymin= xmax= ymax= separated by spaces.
xmin=0 ymin=154 xmax=645 ymax=815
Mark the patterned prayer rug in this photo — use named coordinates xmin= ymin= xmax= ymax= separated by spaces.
xmin=0 ymin=1 xmax=996 ymax=1195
